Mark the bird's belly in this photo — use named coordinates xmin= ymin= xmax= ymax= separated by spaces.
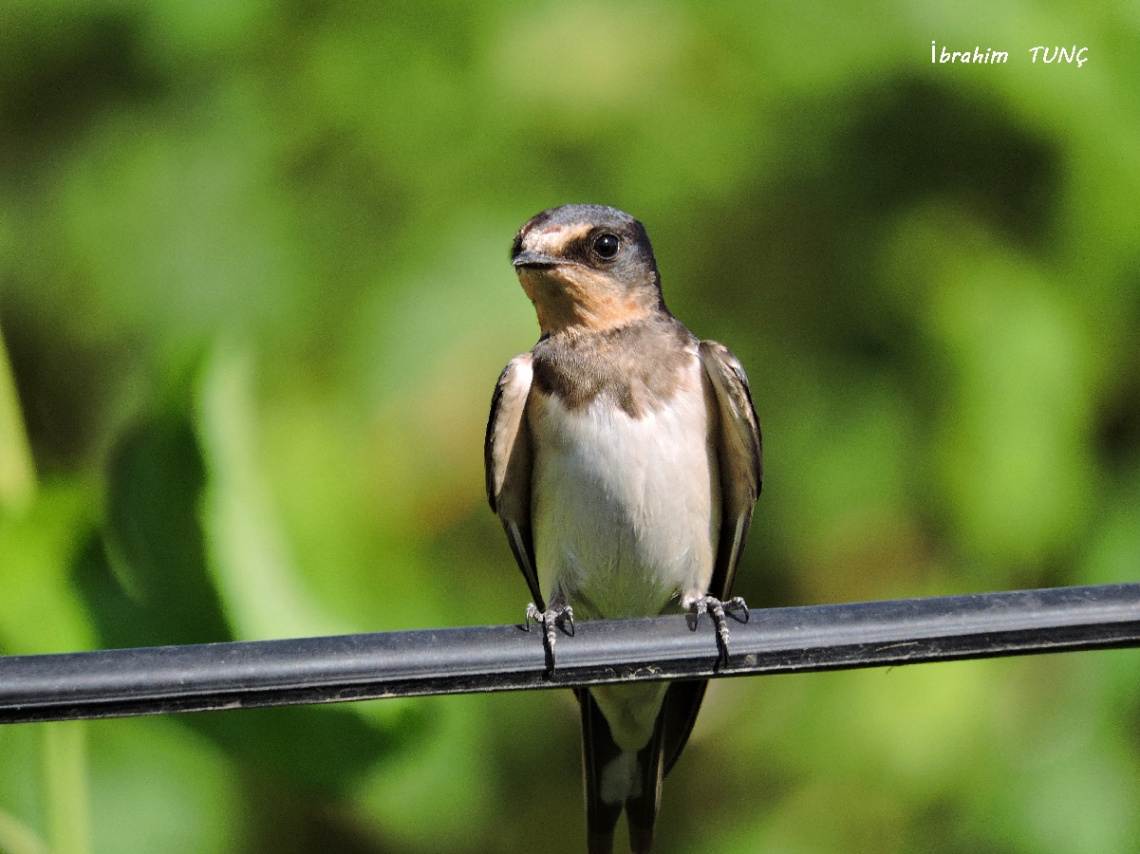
xmin=529 ymin=387 xmax=720 ymax=620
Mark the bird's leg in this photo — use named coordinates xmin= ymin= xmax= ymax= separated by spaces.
xmin=684 ymin=594 xmax=749 ymax=663
xmin=525 ymin=592 xmax=575 ymax=672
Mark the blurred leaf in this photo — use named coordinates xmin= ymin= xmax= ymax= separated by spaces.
xmin=197 ymin=342 xmax=351 ymax=640
xmin=353 ymin=695 xmax=496 ymax=852
xmin=0 ymin=325 xmax=35 ymax=514
xmin=0 ymin=481 xmax=96 ymax=655
xmin=41 ymin=721 xmax=90 ymax=854
xmin=186 ymin=702 xmax=416 ymax=800
xmin=0 ymin=721 xmax=51 ymax=854
xmin=75 ymin=413 xmax=230 ymax=648
xmin=87 ymin=717 xmax=243 ymax=854
xmin=926 ymin=231 xmax=1096 ymax=568
xmin=74 ymin=390 xmax=412 ymax=799
xmin=0 ymin=807 xmax=49 ymax=854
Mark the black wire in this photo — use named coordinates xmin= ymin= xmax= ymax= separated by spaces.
xmin=2 ymin=583 xmax=1139 ymax=724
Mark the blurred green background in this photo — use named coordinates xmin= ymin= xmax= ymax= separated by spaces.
xmin=1 ymin=1 xmax=1138 ymax=852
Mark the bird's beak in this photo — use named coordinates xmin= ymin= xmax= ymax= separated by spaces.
xmin=512 ymin=250 xmax=560 ymax=269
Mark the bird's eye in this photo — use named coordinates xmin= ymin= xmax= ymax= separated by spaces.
xmin=592 ymin=233 xmax=621 ymax=260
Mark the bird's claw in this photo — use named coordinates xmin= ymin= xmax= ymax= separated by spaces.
xmin=686 ymin=595 xmax=749 ymax=664
xmin=525 ymin=596 xmax=574 ymax=673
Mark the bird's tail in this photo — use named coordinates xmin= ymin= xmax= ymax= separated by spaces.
xmin=577 ymin=681 xmax=707 ymax=854
xmin=577 ymin=687 xmax=663 ymax=854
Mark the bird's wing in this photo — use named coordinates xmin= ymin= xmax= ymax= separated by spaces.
xmin=657 ymin=341 xmax=762 ymax=778
xmin=484 ymin=353 xmax=542 ymax=608
xmin=698 ymin=339 xmax=762 ymax=601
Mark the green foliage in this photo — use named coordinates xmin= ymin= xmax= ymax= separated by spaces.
xmin=1 ymin=0 xmax=1138 ymax=852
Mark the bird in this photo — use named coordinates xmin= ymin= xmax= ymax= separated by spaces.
xmin=485 ymin=204 xmax=761 ymax=854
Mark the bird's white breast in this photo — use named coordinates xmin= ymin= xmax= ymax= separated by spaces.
xmin=527 ymin=359 xmax=720 ymax=620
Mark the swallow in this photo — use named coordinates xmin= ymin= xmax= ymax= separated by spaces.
xmin=485 ymin=204 xmax=762 ymax=854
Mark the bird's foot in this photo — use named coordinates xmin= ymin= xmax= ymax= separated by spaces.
xmin=525 ymin=594 xmax=574 ymax=672
xmin=685 ymin=595 xmax=749 ymax=663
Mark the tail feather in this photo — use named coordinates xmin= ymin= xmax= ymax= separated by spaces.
xmin=660 ymin=679 xmax=708 ymax=776
xmin=622 ymin=728 xmax=663 ymax=854
xmin=579 ymin=688 xmax=624 ymax=854
xmin=578 ymin=680 xmax=708 ymax=853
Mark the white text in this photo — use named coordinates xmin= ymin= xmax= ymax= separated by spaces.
xmin=1028 ymin=46 xmax=1088 ymax=67
xmin=932 ymin=43 xmax=1009 ymax=64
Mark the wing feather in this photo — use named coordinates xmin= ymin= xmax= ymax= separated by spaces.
xmin=699 ymin=340 xmax=762 ymax=600
xmin=659 ymin=342 xmax=762 ymax=777
xmin=484 ymin=353 xmax=542 ymax=607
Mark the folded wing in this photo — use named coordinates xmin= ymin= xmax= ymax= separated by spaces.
xmin=485 ymin=353 xmax=542 ymax=607
xmin=699 ymin=340 xmax=762 ymax=602
xmin=657 ymin=341 xmax=762 ymax=776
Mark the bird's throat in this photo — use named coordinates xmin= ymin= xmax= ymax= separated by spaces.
xmin=519 ymin=268 xmax=655 ymax=335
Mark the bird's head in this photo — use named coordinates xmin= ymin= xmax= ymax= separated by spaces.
xmin=510 ymin=204 xmax=664 ymax=336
